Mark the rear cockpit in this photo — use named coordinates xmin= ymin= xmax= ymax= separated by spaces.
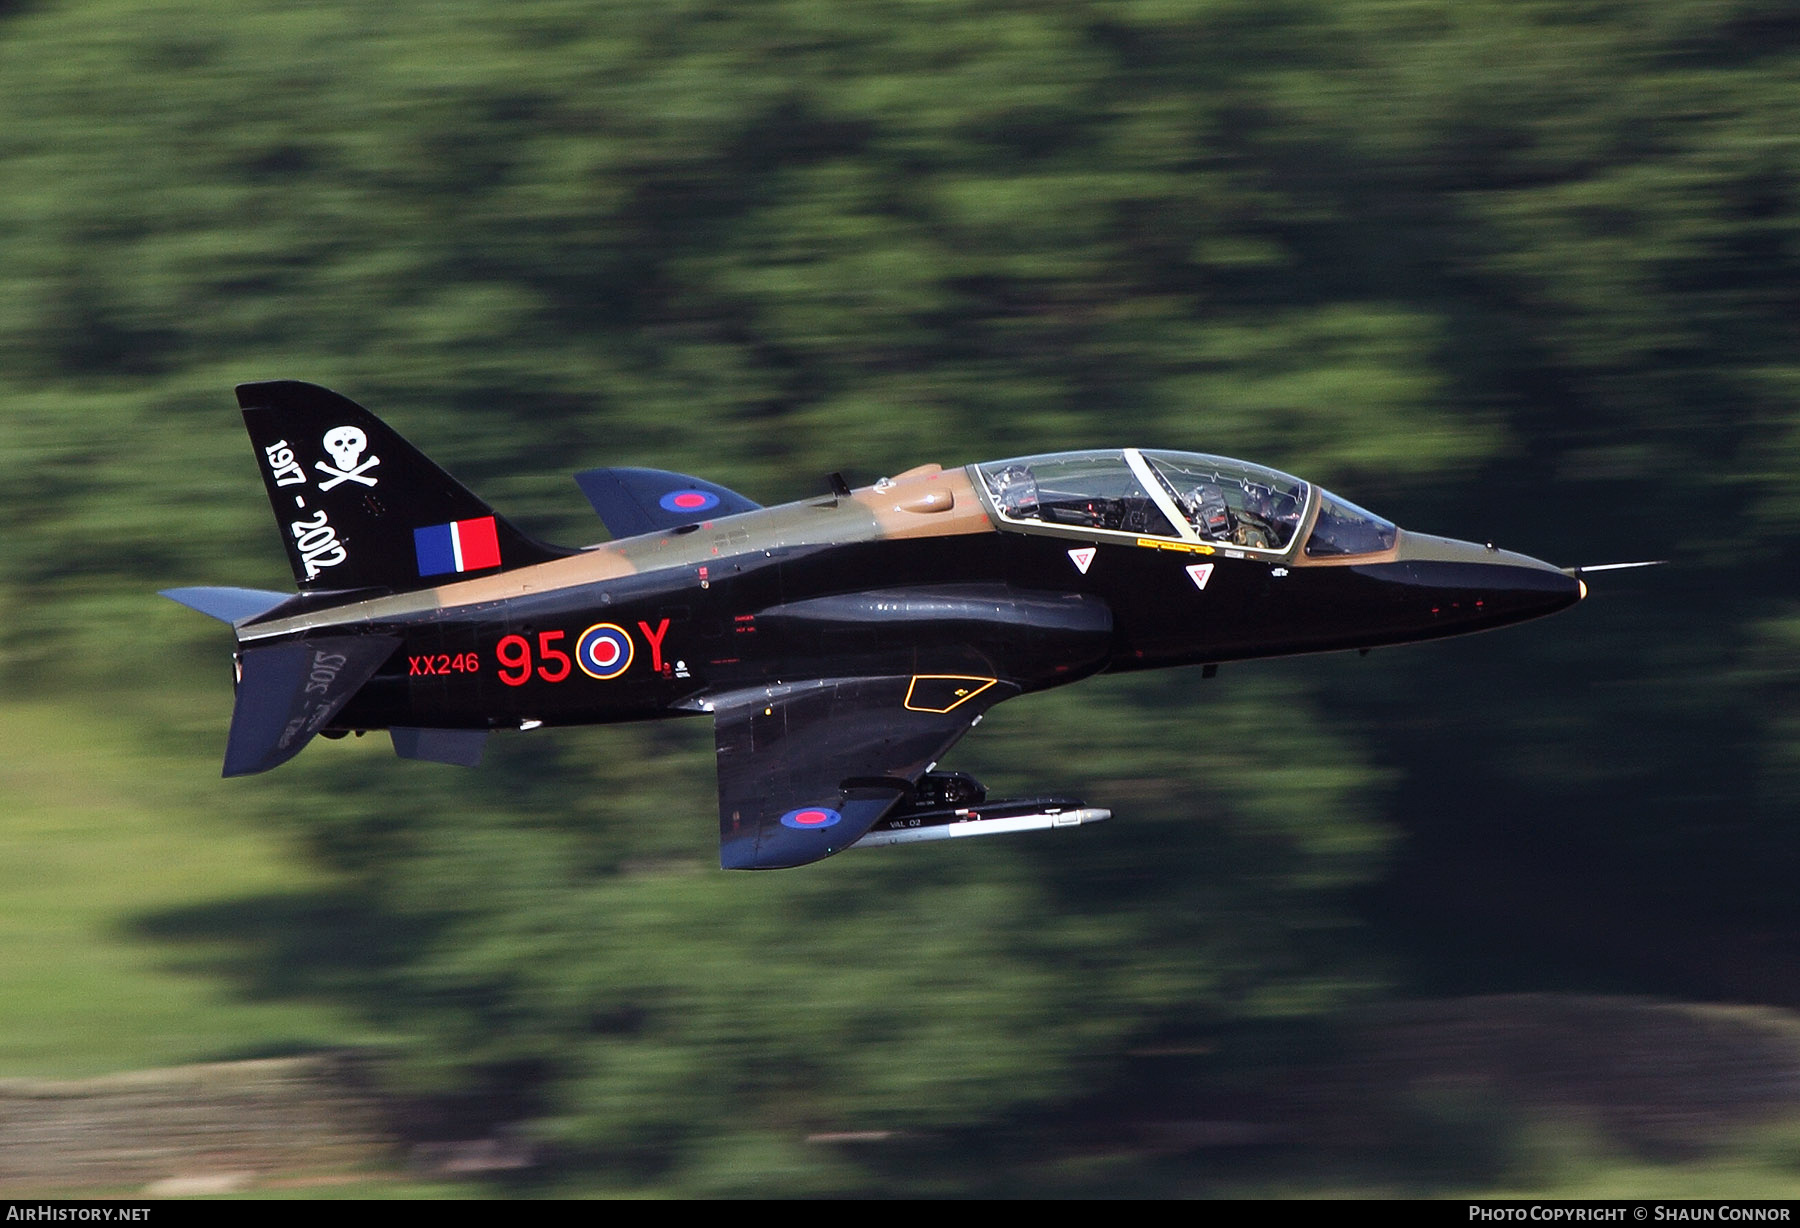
xmin=983 ymin=450 xmax=1185 ymax=539
xmin=972 ymin=448 xmax=1397 ymax=560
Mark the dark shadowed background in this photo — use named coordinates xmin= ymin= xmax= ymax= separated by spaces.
xmin=2 ymin=0 xmax=1796 ymax=1196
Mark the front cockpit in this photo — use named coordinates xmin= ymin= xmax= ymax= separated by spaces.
xmin=1141 ymin=449 xmax=1309 ymax=550
xmin=973 ymin=447 xmax=1394 ymax=560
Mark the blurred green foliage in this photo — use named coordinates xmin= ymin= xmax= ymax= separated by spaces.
xmin=3 ymin=0 xmax=1799 ymax=1194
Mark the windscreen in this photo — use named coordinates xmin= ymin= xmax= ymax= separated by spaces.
xmin=1304 ymin=492 xmax=1398 ymax=557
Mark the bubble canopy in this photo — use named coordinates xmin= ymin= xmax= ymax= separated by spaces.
xmin=974 ymin=448 xmax=1397 ymax=558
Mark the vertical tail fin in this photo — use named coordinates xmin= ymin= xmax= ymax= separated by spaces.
xmin=236 ymin=381 xmax=574 ymax=593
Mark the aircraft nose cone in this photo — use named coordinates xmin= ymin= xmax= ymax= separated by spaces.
xmin=1373 ymin=532 xmax=1583 ymax=633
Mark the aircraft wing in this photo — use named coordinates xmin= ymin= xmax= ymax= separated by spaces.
xmin=573 ymin=467 xmax=761 ymax=539
xmin=709 ymin=674 xmax=1019 ymax=870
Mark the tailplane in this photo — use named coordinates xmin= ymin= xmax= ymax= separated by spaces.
xmin=222 ymin=634 xmax=399 ymax=776
xmin=160 ymin=586 xmax=290 ymax=625
xmin=236 ymin=381 xmax=575 ymax=593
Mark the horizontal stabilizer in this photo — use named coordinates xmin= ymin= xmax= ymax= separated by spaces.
xmin=574 ymin=467 xmax=761 ymax=539
xmin=391 ymin=727 xmax=488 ymax=767
xmin=161 ymin=586 xmax=290 ymax=625
xmin=224 ymin=634 xmax=399 ymax=776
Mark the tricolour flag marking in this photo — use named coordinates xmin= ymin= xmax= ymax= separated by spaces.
xmin=414 ymin=516 xmax=502 ymax=577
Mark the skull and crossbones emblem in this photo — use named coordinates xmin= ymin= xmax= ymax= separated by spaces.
xmin=316 ymin=426 xmax=381 ymax=490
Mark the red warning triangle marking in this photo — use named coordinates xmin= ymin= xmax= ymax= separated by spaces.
xmin=1069 ymin=547 xmax=1095 ymax=575
xmin=1186 ymin=563 xmax=1214 ymax=590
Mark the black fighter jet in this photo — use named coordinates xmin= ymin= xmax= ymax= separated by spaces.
xmin=164 ymin=382 xmax=1585 ymax=869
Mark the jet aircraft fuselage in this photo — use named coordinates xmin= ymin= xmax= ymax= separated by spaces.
xmin=166 ymin=383 xmax=1583 ymax=869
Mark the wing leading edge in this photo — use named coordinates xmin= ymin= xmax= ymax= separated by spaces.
xmin=710 ymin=674 xmax=1020 ymax=870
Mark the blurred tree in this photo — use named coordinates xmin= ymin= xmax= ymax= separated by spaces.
xmin=3 ymin=0 xmax=1800 ymax=1192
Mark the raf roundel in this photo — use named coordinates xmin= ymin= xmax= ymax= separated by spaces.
xmin=575 ymin=623 xmax=634 ymax=680
xmin=779 ymin=807 xmax=843 ymax=831
xmin=659 ymin=489 xmax=721 ymax=514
